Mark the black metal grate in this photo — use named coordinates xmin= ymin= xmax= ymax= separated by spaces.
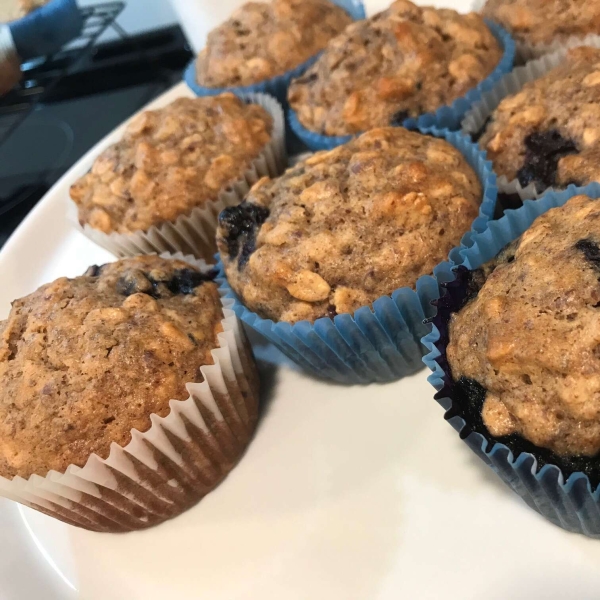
xmin=0 ymin=1 xmax=125 ymax=145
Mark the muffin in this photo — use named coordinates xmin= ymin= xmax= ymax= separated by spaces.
xmin=196 ymin=0 xmax=353 ymax=89
xmin=425 ymin=190 xmax=600 ymax=536
xmin=481 ymin=0 xmax=600 ymax=54
xmin=0 ymin=254 xmax=260 ymax=532
xmin=288 ymin=0 xmax=503 ymax=138
xmin=69 ymin=93 xmax=284 ymax=260
xmin=478 ymin=47 xmax=600 ymax=194
xmin=217 ymin=127 xmax=482 ymax=324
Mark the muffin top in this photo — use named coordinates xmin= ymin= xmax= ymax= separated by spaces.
xmin=0 ymin=255 xmax=223 ymax=479
xmin=479 ymin=47 xmax=600 ymax=192
xmin=217 ymin=127 xmax=482 ymax=323
xmin=196 ymin=0 xmax=353 ymax=88
xmin=288 ymin=0 xmax=502 ymax=136
xmin=447 ymin=195 xmax=600 ymax=458
xmin=70 ymin=94 xmax=273 ymax=234
xmin=482 ymin=0 xmax=600 ymax=47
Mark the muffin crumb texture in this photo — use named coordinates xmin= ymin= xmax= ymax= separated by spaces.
xmin=196 ymin=0 xmax=352 ymax=88
xmin=0 ymin=255 xmax=223 ymax=479
xmin=288 ymin=0 xmax=502 ymax=136
xmin=447 ymin=195 xmax=600 ymax=457
xmin=70 ymin=94 xmax=272 ymax=234
xmin=479 ymin=46 xmax=600 ymax=191
xmin=482 ymin=0 xmax=600 ymax=46
xmin=218 ymin=127 xmax=482 ymax=323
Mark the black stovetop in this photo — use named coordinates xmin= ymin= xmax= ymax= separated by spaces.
xmin=0 ymin=24 xmax=193 ymax=247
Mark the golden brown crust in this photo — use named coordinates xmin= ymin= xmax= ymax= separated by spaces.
xmin=479 ymin=47 xmax=600 ymax=189
xmin=0 ymin=255 xmax=224 ymax=479
xmin=69 ymin=94 xmax=273 ymax=234
xmin=482 ymin=0 xmax=600 ymax=46
xmin=288 ymin=0 xmax=502 ymax=136
xmin=196 ymin=0 xmax=352 ymax=88
xmin=447 ymin=195 xmax=600 ymax=457
xmin=218 ymin=127 xmax=482 ymax=323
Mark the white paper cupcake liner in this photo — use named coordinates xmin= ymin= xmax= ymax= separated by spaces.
xmin=69 ymin=92 xmax=287 ymax=262
xmin=0 ymin=252 xmax=260 ymax=533
xmin=462 ymin=39 xmax=600 ymax=204
xmin=472 ymin=0 xmax=600 ymax=63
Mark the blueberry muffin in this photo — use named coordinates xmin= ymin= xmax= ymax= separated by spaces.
xmin=0 ymin=254 xmax=258 ymax=483
xmin=196 ymin=0 xmax=353 ymax=89
xmin=217 ymin=127 xmax=482 ymax=323
xmin=478 ymin=47 xmax=600 ymax=191
xmin=69 ymin=94 xmax=273 ymax=236
xmin=287 ymin=0 xmax=502 ymax=137
xmin=482 ymin=0 xmax=600 ymax=48
xmin=447 ymin=195 xmax=600 ymax=468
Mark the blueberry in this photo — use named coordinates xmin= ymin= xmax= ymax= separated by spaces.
xmin=453 ymin=377 xmax=487 ymax=426
xmin=464 ymin=269 xmax=486 ymax=304
xmin=516 ymin=129 xmax=578 ymax=189
xmin=117 ymin=268 xmax=214 ymax=298
xmin=85 ymin=264 xmax=105 ymax=277
xmin=576 ymin=238 xmax=600 ymax=270
xmin=390 ymin=110 xmax=410 ymax=127
xmin=164 ymin=268 xmax=216 ymax=295
xmin=219 ymin=202 xmax=270 ymax=270
xmin=326 ymin=304 xmax=337 ymax=319
xmin=116 ymin=271 xmax=153 ymax=297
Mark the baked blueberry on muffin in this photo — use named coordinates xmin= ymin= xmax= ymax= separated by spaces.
xmin=482 ymin=0 xmax=600 ymax=49
xmin=196 ymin=0 xmax=353 ymax=89
xmin=217 ymin=127 xmax=483 ymax=324
xmin=0 ymin=255 xmax=259 ymax=531
xmin=287 ymin=0 xmax=502 ymax=137
xmin=444 ymin=195 xmax=600 ymax=477
xmin=477 ymin=47 xmax=600 ymax=192
xmin=70 ymin=94 xmax=273 ymax=238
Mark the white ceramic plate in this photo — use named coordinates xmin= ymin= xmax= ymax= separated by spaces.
xmin=4 ymin=2 xmax=600 ymax=598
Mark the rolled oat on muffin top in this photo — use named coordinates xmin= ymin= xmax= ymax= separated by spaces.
xmin=287 ymin=0 xmax=502 ymax=137
xmin=447 ymin=194 xmax=600 ymax=458
xmin=482 ymin=0 xmax=600 ymax=48
xmin=478 ymin=47 xmax=600 ymax=192
xmin=0 ymin=255 xmax=224 ymax=478
xmin=217 ymin=126 xmax=482 ymax=324
xmin=69 ymin=94 xmax=273 ymax=235
xmin=196 ymin=0 xmax=353 ymax=89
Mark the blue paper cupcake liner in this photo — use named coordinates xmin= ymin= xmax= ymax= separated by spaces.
xmin=216 ymin=127 xmax=497 ymax=384
xmin=288 ymin=20 xmax=515 ymax=152
xmin=422 ymin=182 xmax=600 ymax=537
xmin=9 ymin=0 xmax=83 ymax=60
xmin=183 ymin=0 xmax=365 ymax=107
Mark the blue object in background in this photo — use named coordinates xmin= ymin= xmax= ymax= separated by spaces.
xmin=9 ymin=0 xmax=83 ymax=60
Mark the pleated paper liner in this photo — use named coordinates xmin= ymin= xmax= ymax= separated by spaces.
xmin=69 ymin=92 xmax=287 ymax=262
xmin=183 ymin=0 xmax=366 ymax=107
xmin=462 ymin=40 xmax=600 ymax=216
xmin=287 ymin=20 xmax=515 ymax=152
xmin=216 ymin=127 xmax=498 ymax=385
xmin=0 ymin=252 xmax=260 ymax=533
xmin=422 ymin=182 xmax=600 ymax=538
